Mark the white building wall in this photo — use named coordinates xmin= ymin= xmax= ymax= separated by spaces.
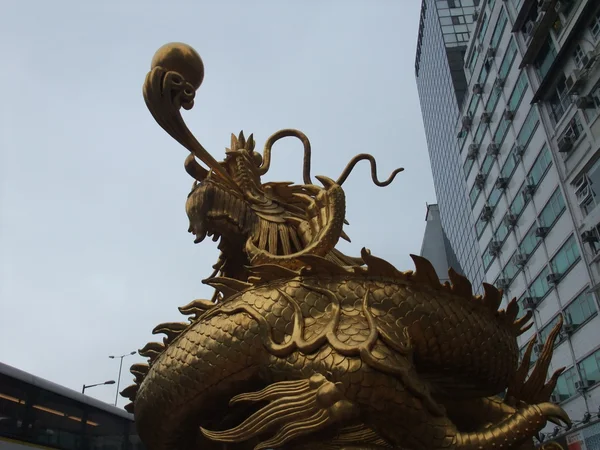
xmin=456 ymin=0 xmax=600 ymax=442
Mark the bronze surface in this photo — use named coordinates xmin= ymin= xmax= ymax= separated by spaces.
xmin=126 ymin=42 xmax=571 ymax=450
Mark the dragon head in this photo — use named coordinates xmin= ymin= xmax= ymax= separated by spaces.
xmin=144 ymin=42 xmax=403 ymax=282
xmin=184 ymin=128 xmax=356 ymax=279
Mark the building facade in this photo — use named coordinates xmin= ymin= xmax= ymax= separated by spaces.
xmin=454 ymin=0 xmax=600 ymax=443
xmin=415 ymin=0 xmax=486 ymax=291
xmin=420 ymin=203 xmax=464 ymax=283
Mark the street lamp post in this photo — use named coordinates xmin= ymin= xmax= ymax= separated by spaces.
xmin=82 ymin=380 xmax=115 ymax=394
xmin=109 ymin=351 xmax=137 ymax=407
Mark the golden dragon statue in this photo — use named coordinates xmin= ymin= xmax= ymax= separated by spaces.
xmin=122 ymin=43 xmax=572 ymax=450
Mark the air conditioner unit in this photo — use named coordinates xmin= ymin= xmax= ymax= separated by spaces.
xmin=481 ymin=205 xmax=494 ymax=221
xmin=546 ymin=272 xmax=561 ymax=285
xmin=467 ymin=143 xmax=479 ymax=159
xmin=494 ymin=77 xmax=505 ymax=90
xmin=475 ymin=173 xmax=486 ymax=188
xmin=473 ymin=83 xmax=484 ymax=94
xmin=535 ymin=226 xmax=549 ymax=238
xmin=576 ymin=175 xmax=592 ymax=206
xmin=504 ymin=213 xmax=518 ymax=227
xmin=523 ymin=183 xmax=536 ymax=199
xmin=473 ymin=9 xmax=480 ymax=21
xmin=496 ymin=278 xmax=509 ymax=289
xmin=462 ymin=115 xmax=473 ymax=129
xmin=487 ymin=143 xmax=500 ymax=156
xmin=513 ymin=144 xmax=525 ymax=159
xmin=487 ymin=47 xmax=496 ymax=59
xmin=562 ymin=323 xmax=576 ymax=334
xmin=539 ymin=0 xmax=552 ymax=11
xmin=481 ymin=112 xmax=492 ymax=123
xmin=524 ymin=297 xmax=538 ymax=310
xmin=495 ymin=177 xmax=508 ymax=189
xmin=525 ymin=21 xmax=536 ymax=36
xmin=581 ymin=51 xmax=597 ymax=71
xmin=550 ymin=393 xmax=560 ymax=403
xmin=565 ymin=72 xmax=583 ymax=93
xmin=575 ymin=95 xmax=594 ymax=109
xmin=490 ymin=240 xmax=502 ymax=255
xmin=557 ymin=132 xmax=575 ymax=152
xmin=582 ymin=230 xmax=599 ymax=243
xmin=513 ymin=253 xmax=528 ymax=266
xmin=575 ymin=380 xmax=588 ymax=392
xmin=504 ymin=109 xmax=515 ymax=121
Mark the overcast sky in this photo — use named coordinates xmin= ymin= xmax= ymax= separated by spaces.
xmin=0 ymin=0 xmax=436 ymax=407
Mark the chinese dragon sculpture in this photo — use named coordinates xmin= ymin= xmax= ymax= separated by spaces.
xmin=122 ymin=43 xmax=572 ymax=450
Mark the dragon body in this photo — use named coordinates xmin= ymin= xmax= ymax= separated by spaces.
xmin=125 ymin=43 xmax=571 ymax=450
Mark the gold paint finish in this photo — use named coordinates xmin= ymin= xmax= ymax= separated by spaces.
xmin=150 ymin=42 xmax=205 ymax=90
xmin=129 ymin=43 xmax=571 ymax=450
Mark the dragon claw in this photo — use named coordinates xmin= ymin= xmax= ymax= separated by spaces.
xmin=202 ymin=376 xmax=358 ymax=450
xmin=536 ymin=402 xmax=571 ymax=428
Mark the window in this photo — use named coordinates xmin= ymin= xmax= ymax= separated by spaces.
xmin=481 ymin=153 xmax=494 ymax=174
xmin=564 ymin=290 xmax=598 ymax=330
xmin=535 ymin=38 xmax=557 ymax=80
xmin=538 ymin=188 xmax=566 ymax=228
xmin=516 ymin=108 xmax=539 ymax=149
xmin=578 ymin=349 xmax=600 ymax=387
xmin=528 ymin=145 xmax=552 ymax=187
xmin=475 ymin=211 xmax=490 ymax=238
xmin=498 ymin=39 xmax=518 ymax=80
xmin=554 ymin=366 xmax=578 ymax=401
xmin=500 ymin=145 xmax=518 ymax=179
xmin=467 ymin=95 xmax=480 ymax=118
xmin=474 ymin=121 xmax=487 ymax=146
xmin=519 ymin=224 xmax=542 ymax=258
xmin=573 ymin=44 xmax=586 ymax=69
xmin=483 ymin=241 xmax=496 ymax=270
xmin=478 ymin=12 xmax=489 ymax=43
xmin=510 ymin=181 xmax=527 ymax=217
xmin=507 ymin=71 xmax=529 ymax=112
xmin=478 ymin=60 xmax=490 ymax=85
xmin=488 ymin=184 xmax=503 ymax=208
xmin=584 ymin=82 xmax=600 ymax=123
xmin=458 ymin=129 xmax=468 ymax=152
xmin=529 ymin=266 xmax=552 ymax=299
xmin=495 ymin=219 xmax=510 ymax=244
xmin=502 ymin=251 xmax=521 ymax=284
xmin=511 ymin=0 xmax=524 ymax=12
xmin=591 ymin=10 xmax=600 ymax=42
xmin=486 ymin=86 xmax=502 ymax=114
xmin=539 ymin=314 xmax=563 ymax=347
xmin=470 ymin=184 xmax=481 ymax=207
xmin=561 ymin=115 xmax=584 ymax=144
xmin=464 ymin=157 xmax=475 ymax=179
xmin=520 ymin=343 xmax=538 ymax=366
xmin=490 ymin=9 xmax=508 ymax=50
xmin=0 ymin=372 xmax=142 ymax=450
xmin=550 ymin=234 xmax=580 ymax=276
xmin=468 ymin=46 xmax=480 ymax=75
xmin=576 ymin=158 xmax=600 ymax=217
xmin=493 ymin=118 xmax=510 ymax=146
xmin=548 ymin=74 xmax=570 ymax=124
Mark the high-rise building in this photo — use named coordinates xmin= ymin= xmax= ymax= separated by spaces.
xmin=420 ymin=203 xmax=463 ymax=283
xmin=415 ymin=0 xmax=486 ymax=292
xmin=454 ymin=0 xmax=600 ymax=444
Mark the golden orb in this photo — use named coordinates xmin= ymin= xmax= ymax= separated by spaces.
xmin=150 ymin=42 xmax=205 ymax=90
